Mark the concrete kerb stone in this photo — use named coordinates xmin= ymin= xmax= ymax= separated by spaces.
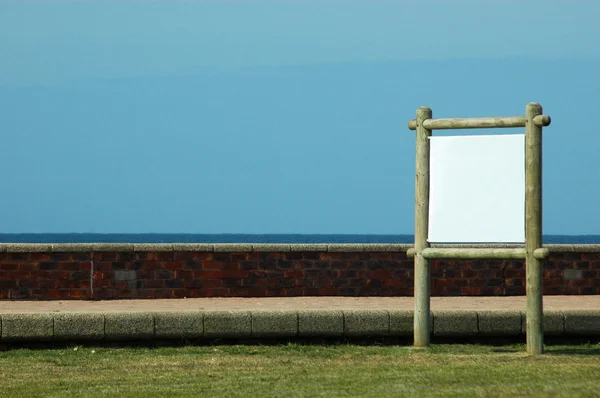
xmin=520 ymin=310 xmax=565 ymax=335
xmin=54 ymin=313 xmax=105 ymax=341
xmin=0 ymin=309 xmax=599 ymax=342
xmin=204 ymin=310 xmax=252 ymax=338
xmin=298 ymin=310 xmax=344 ymax=337
xmin=104 ymin=312 xmax=154 ymax=341
xmin=564 ymin=309 xmax=600 ymax=335
xmin=251 ymin=310 xmax=298 ymax=337
xmin=433 ymin=310 xmax=478 ymax=337
xmin=343 ymin=309 xmax=389 ymax=336
xmin=478 ymin=310 xmax=521 ymax=336
xmin=388 ymin=309 xmax=416 ymax=336
xmin=154 ymin=311 xmax=204 ymax=339
xmin=543 ymin=310 xmax=566 ymax=335
xmin=1 ymin=313 xmax=54 ymax=341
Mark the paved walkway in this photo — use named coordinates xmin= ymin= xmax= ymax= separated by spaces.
xmin=1 ymin=296 xmax=598 ymax=314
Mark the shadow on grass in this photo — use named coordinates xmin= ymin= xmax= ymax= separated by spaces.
xmin=1 ymin=335 xmax=598 ymax=353
xmin=547 ymin=347 xmax=600 ymax=356
xmin=491 ymin=348 xmax=520 ymax=353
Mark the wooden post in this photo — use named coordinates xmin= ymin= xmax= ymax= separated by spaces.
xmin=525 ymin=102 xmax=544 ymax=355
xmin=414 ymin=106 xmax=432 ymax=347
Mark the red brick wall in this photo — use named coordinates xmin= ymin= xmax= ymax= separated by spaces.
xmin=0 ymin=246 xmax=599 ymax=300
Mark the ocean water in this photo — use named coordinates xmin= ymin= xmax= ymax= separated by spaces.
xmin=0 ymin=233 xmax=599 ymax=244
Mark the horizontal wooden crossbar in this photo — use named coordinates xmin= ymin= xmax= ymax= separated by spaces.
xmin=407 ymin=115 xmax=551 ymax=130
xmin=406 ymin=247 xmax=550 ymax=260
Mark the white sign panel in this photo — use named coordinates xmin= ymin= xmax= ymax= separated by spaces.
xmin=428 ymin=134 xmax=525 ymax=243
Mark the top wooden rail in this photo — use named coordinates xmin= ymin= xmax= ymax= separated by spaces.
xmin=407 ymin=115 xmax=551 ymax=130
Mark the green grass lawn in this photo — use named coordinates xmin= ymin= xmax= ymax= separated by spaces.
xmin=1 ymin=343 xmax=599 ymax=397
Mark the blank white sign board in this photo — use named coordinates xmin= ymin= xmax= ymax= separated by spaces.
xmin=428 ymin=134 xmax=525 ymax=243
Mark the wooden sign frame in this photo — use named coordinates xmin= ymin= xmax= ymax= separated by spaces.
xmin=407 ymin=103 xmax=551 ymax=354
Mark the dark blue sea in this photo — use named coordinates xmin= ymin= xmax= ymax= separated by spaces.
xmin=0 ymin=234 xmax=599 ymax=244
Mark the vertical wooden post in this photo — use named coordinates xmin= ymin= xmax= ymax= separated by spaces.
xmin=525 ymin=102 xmax=544 ymax=354
xmin=414 ymin=106 xmax=432 ymax=347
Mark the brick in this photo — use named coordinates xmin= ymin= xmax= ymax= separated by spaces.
xmin=153 ymin=290 xmax=173 ymax=299
xmin=135 ymin=252 xmax=156 ymax=261
xmin=50 ymin=253 xmax=74 ymax=261
xmin=155 ymin=252 xmax=175 ymax=261
xmin=171 ymin=289 xmax=187 ymax=298
xmin=114 ymin=270 xmax=136 ymax=281
xmin=460 ymin=287 xmax=480 ymax=295
xmin=16 ymin=263 xmax=35 ymax=271
xmin=144 ymin=280 xmax=166 ymax=289
xmin=243 ymin=288 xmax=267 ymax=297
xmin=155 ymin=270 xmax=173 ymax=279
xmin=202 ymin=261 xmax=223 ymax=270
xmin=564 ymin=269 xmax=583 ymax=280
xmin=18 ymin=280 xmax=39 ymax=289
xmin=220 ymin=270 xmax=249 ymax=278
xmin=284 ymin=270 xmax=304 ymax=278
xmin=38 ymin=262 xmax=59 ymax=270
xmin=203 ymin=279 xmax=224 ymax=288
xmin=162 ymin=262 xmax=184 ymax=271
xmin=94 ymin=252 xmax=118 ymax=261
xmin=165 ymin=279 xmax=183 ymax=289
xmin=178 ymin=260 xmax=203 ymax=272
xmin=30 ymin=253 xmax=51 ymax=261
xmin=173 ymin=252 xmax=195 ymax=261
xmin=69 ymin=290 xmax=90 ymax=299
xmin=71 ymin=271 xmax=89 ymax=281
xmin=322 ymin=252 xmax=343 ymax=260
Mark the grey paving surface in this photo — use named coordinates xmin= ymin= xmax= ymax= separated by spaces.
xmin=0 ymin=296 xmax=598 ymax=314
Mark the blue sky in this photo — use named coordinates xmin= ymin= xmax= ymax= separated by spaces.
xmin=1 ymin=0 xmax=599 ymax=235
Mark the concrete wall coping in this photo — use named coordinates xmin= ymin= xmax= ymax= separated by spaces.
xmin=1 ymin=242 xmax=600 ymax=253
